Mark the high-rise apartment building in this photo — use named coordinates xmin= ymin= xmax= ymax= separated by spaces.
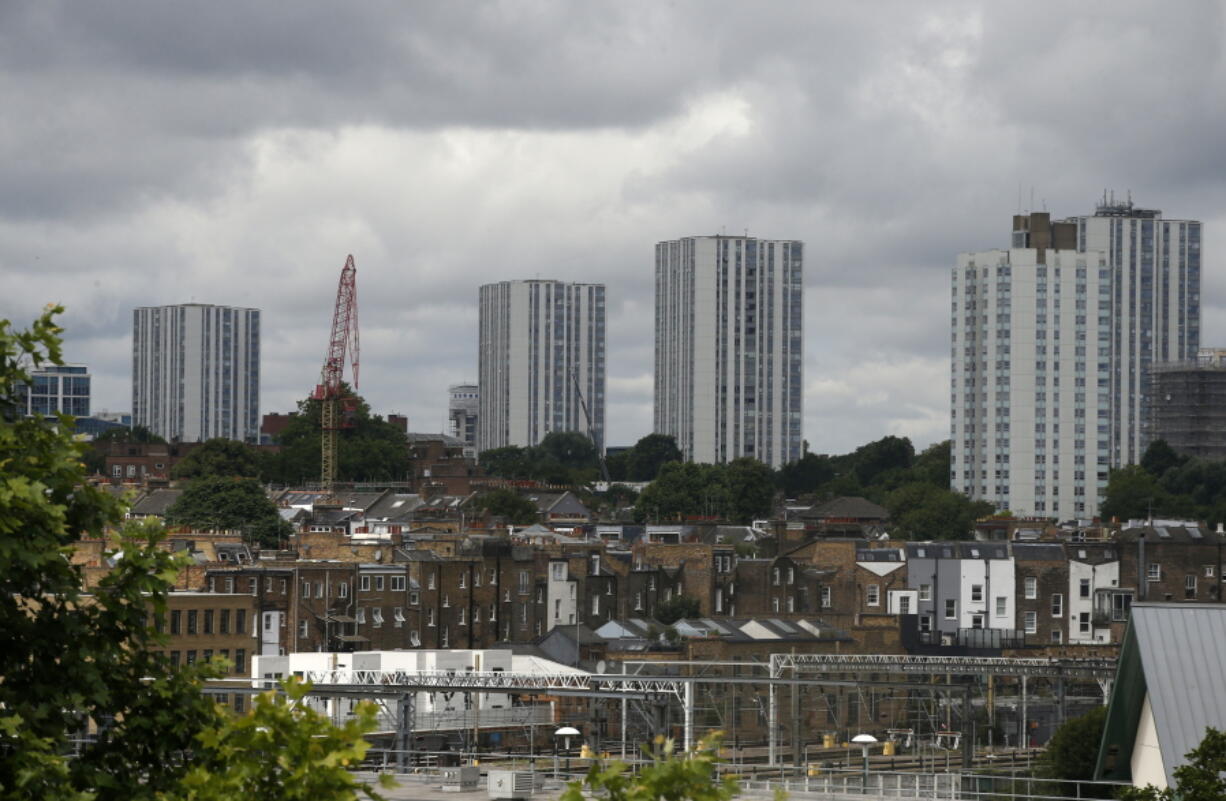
xmin=448 ymin=383 xmax=478 ymax=453
xmin=952 ymin=200 xmax=1201 ymax=518
xmin=18 ymin=364 xmax=90 ymax=418
xmin=654 ymin=236 xmax=803 ymax=468
xmin=132 ymin=303 xmax=260 ymax=442
xmin=477 ymin=281 xmax=605 ymax=452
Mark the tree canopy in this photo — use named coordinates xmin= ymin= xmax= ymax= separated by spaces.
xmin=1039 ymin=706 xmax=1110 ymax=797
xmin=0 ymin=308 xmax=386 ymax=800
xmin=172 ymin=437 xmax=261 ymax=480
xmin=260 ymin=387 xmax=411 ymax=485
xmin=471 ymin=488 xmax=540 ymax=525
xmin=1101 ymin=439 xmax=1226 ymax=525
xmin=1122 ymin=726 xmax=1226 ymax=801
xmin=478 ymin=430 xmax=602 ymax=486
xmin=165 ymin=476 xmax=292 ymax=547
xmin=623 ymin=433 xmax=683 ymax=481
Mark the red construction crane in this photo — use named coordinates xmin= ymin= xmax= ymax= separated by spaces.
xmin=312 ymin=255 xmax=359 ymax=491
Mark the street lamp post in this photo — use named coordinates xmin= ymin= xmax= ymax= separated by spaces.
xmin=851 ymin=734 xmax=877 ymax=794
xmin=555 ymin=726 xmax=580 ymax=780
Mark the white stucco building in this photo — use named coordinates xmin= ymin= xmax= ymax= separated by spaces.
xmin=477 ymin=280 xmax=605 ymax=452
xmin=132 ymin=303 xmax=260 ymax=442
xmin=654 ymin=236 xmax=803 ymax=468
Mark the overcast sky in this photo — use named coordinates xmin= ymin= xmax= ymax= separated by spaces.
xmin=4 ymin=2 xmax=1226 ymax=455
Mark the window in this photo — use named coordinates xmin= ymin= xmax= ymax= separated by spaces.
xmin=899 ymin=595 xmax=911 ymax=615
xmin=771 ymin=597 xmax=780 ymax=612
xmin=235 ymin=610 xmax=246 ymax=634
xmin=787 ymin=567 xmax=795 ymax=585
xmin=186 ymin=650 xmax=196 ymax=665
xmin=391 ymin=576 xmax=405 ymax=592
xmin=1147 ymin=563 xmax=1162 ymax=582
xmin=338 ymin=582 xmax=348 ymax=599
xmin=715 ymin=589 xmax=723 ymax=613
xmin=591 ymin=595 xmax=600 ymax=615
xmin=1080 ymin=578 xmax=1091 ymax=598
xmin=220 ymin=609 xmax=230 ymax=634
xmin=459 ymin=573 xmax=467 ymax=589
xmin=474 ymin=570 xmax=481 ymax=587
xmin=1024 ymin=611 xmax=1037 ymax=634
xmin=1186 ymin=575 xmax=1197 ymax=599
xmin=821 ymin=587 xmax=832 ymax=608
xmin=919 ymin=616 xmax=932 ymax=633
xmin=361 ymin=576 xmax=372 ymax=592
xmin=187 ymin=610 xmax=198 ymax=635
xmin=551 ymin=563 xmax=565 ymax=581
xmin=1024 ymin=577 xmax=1037 ymax=599
xmin=1051 ymin=593 xmax=1063 ymax=618
xmin=1078 ymin=612 xmax=1090 ymax=634
xmin=315 ymin=581 xmax=324 ymax=598
xmin=473 ymin=608 xmax=481 ymax=623
xmin=786 ymin=596 xmax=795 ymax=613
xmin=919 ymin=584 xmax=931 ymax=602
xmin=635 ymin=592 xmax=643 ymax=611
xmin=441 ymin=627 xmax=449 ymax=648
xmin=1205 ymin=565 xmax=1216 ymax=579
xmin=944 ymin=599 xmax=957 ymax=619
xmin=170 ymin=651 xmax=180 ymax=667
xmin=970 ymin=584 xmax=983 ymax=603
xmin=1050 ymin=629 xmax=1062 ymax=644
xmin=302 ymin=580 xmax=311 ymax=597
xmin=489 ymin=604 xmax=497 ymax=622
xmin=772 ymin=568 xmax=781 ymax=586
xmin=866 ymin=584 xmax=880 ymax=606
xmin=426 ymin=608 xmax=435 ymax=627
xmin=170 ymin=610 xmax=181 ymax=635
xmin=428 ymin=572 xmax=437 ymax=590
xmin=518 ymin=571 xmax=529 ymax=594
xmin=234 ymin=649 xmax=246 ymax=673
xmin=225 ymin=577 xmax=235 ymax=593
xmin=204 ymin=610 xmax=214 ymax=634
xmin=372 ymin=607 xmax=384 ymax=627
xmin=442 ymin=594 xmax=450 ymax=608
xmin=971 ymin=614 xmax=984 ymax=629
xmin=458 ymin=608 xmax=467 ymax=626
xmin=995 ymin=596 xmax=1007 ymax=617
xmin=375 ymin=576 xmax=385 ymax=592
xmin=298 ymin=620 xmax=308 ymax=638
xmin=356 ymin=607 xmax=365 ymax=624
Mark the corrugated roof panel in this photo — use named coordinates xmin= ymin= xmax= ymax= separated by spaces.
xmin=1132 ymin=604 xmax=1226 ymax=788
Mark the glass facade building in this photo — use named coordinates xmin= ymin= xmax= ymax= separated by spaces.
xmin=653 ymin=236 xmax=803 ymax=468
xmin=18 ymin=364 xmax=91 ymax=418
xmin=132 ymin=304 xmax=260 ymax=442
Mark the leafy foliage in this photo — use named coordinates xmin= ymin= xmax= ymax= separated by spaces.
xmin=1101 ymin=439 xmax=1226 ymax=525
xmin=624 ymin=434 xmax=683 ymax=481
xmin=174 ymin=678 xmax=390 ymax=801
xmin=166 ymin=476 xmax=292 ymax=547
xmin=1121 ymin=726 xmax=1226 ymax=801
xmin=1039 ymin=707 xmax=1109 ymax=796
xmin=562 ymin=734 xmax=739 ymax=801
xmin=82 ymin=424 xmax=167 ymax=474
xmin=471 ymin=488 xmax=540 ymax=525
xmin=653 ymin=595 xmax=701 ymax=625
xmin=634 ymin=458 xmax=775 ymax=524
xmin=172 ymin=437 xmax=261 ymax=480
xmin=260 ymin=387 xmax=410 ymax=484
xmin=886 ymin=482 xmax=996 ymax=540
xmin=479 ymin=431 xmax=602 ymax=486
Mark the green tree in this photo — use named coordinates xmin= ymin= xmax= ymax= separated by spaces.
xmin=625 ymin=434 xmax=683 ymax=481
xmin=0 ymin=308 xmax=385 ymax=800
xmin=912 ymin=440 xmax=952 ymax=487
xmin=1100 ymin=465 xmax=1169 ymax=522
xmin=1121 ymin=727 xmax=1226 ymax=801
xmin=887 ymin=482 xmax=994 ymax=540
xmin=653 ymin=595 xmax=701 ymax=625
xmin=165 ymin=476 xmax=292 ymax=547
xmin=173 ymin=437 xmax=261 ymax=480
xmin=852 ymin=435 xmax=915 ymax=486
xmin=635 ymin=462 xmax=729 ymax=522
xmin=1140 ymin=439 xmax=1184 ymax=478
xmin=1039 ymin=707 xmax=1109 ymax=797
xmin=478 ymin=446 xmax=536 ymax=480
xmin=777 ymin=451 xmax=836 ymax=496
xmin=261 ymin=388 xmax=410 ymax=484
xmin=82 ymin=424 xmax=167 ymax=474
xmin=562 ymin=734 xmax=738 ymax=801
xmin=537 ymin=431 xmax=600 ymax=473
xmin=472 ymin=488 xmax=539 ymax=525
xmin=724 ymin=457 xmax=776 ymax=523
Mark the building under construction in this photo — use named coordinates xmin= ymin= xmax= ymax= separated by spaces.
xmin=1151 ymin=349 xmax=1226 ymax=461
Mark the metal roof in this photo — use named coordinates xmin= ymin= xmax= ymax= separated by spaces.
xmin=1131 ymin=603 xmax=1226 ymax=787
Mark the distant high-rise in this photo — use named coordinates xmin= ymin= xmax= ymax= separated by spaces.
xmin=654 ymin=236 xmax=803 ymax=468
xmin=951 ymin=199 xmax=1201 ymax=518
xmin=132 ymin=303 xmax=260 ymax=442
xmin=18 ymin=364 xmax=90 ymax=418
xmin=477 ymin=281 xmax=605 ymax=452
xmin=448 ymin=383 xmax=478 ymax=452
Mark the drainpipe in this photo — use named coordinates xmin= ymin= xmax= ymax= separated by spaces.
xmin=1138 ymin=532 xmax=1147 ymax=601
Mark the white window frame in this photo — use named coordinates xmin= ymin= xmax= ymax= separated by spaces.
xmin=995 ymin=596 xmax=1007 ymax=617
xmin=360 ymin=576 xmax=371 ymax=592
xmin=356 ymin=607 xmax=365 ymax=624
xmin=944 ymin=599 xmax=957 ymax=619
xmin=970 ymin=584 xmax=983 ymax=603
xmin=919 ymin=584 xmax=932 ymax=602
xmin=338 ymin=582 xmax=348 ymax=599
xmin=371 ymin=607 xmax=383 ymax=628
xmin=393 ymin=607 xmax=404 ymax=627
xmin=391 ymin=576 xmax=406 ymax=592
xmin=821 ymin=586 xmax=832 ymax=608
xmin=1147 ymin=563 xmax=1162 ymax=582
xmin=1024 ymin=577 xmax=1037 ymax=599
xmin=1024 ymin=611 xmax=1037 ymax=634
xmin=866 ymin=584 xmax=880 ymax=607
xmin=1051 ymin=593 xmax=1063 ymax=618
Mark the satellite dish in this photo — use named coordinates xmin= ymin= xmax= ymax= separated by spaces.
xmin=596 ymin=660 xmax=607 ymax=674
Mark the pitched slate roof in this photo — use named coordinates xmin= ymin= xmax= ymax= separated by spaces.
xmin=804 ymin=496 xmax=889 ymax=521
xmin=1097 ymin=603 xmax=1226 ymax=787
xmin=128 ymin=488 xmax=183 ymax=517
